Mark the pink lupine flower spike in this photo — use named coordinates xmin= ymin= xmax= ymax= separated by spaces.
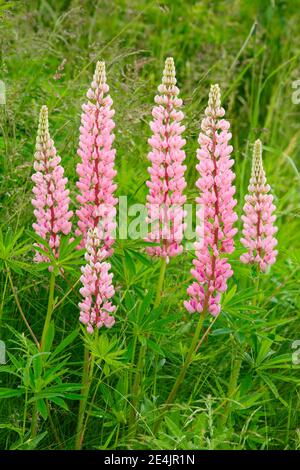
xmin=79 ymin=227 xmax=115 ymax=334
xmin=184 ymin=84 xmax=238 ymax=317
xmin=76 ymin=61 xmax=117 ymax=255
xmin=145 ymin=57 xmax=187 ymax=263
xmin=76 ymin=63 xmax=117 ymax=448
xmin=240 ymin=139 xmax=278 ymax=271
xmin=32 ymin=105 xmax=73 ymax=264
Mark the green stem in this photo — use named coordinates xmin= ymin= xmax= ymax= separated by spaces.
xmin=40 ymin=271 xmax=56 ymax=352
xmin=253 ymin=268 xmax=260 ymax=307
xmin=83 ymin=368 xmax=104 ymax=439
xmin=0 ymin=272 xmax=8 ymax=327
xmin=30 ymin=406 xmax=38 ymax=438
xmin=220 ymin=355 xmax=242 ymax=428
xmin=31 ymin=271 xmax=56 ymax=439
xmin=6 ymin=264 xmax=39 ymax=348
xmin=128 ymin=258 xmax=167 ymax=434
xmin=129 ymin=341 xmax=147 ymax=435
xmin=154 ymin=309 xmax=206 ymax=432
xmin=75 ymin=344 xmax=94 ymax=450
xmin=46 ymin=400 xmax=64 ymax=449
xmin=154 ymin=258 xmax=167 ymax=308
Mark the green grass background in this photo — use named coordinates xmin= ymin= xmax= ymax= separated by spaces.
xmin=0 ymin=0 xmax=299 ymax=450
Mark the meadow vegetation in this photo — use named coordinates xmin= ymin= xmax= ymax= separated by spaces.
xmin=0 ymin=0 xmax=299 ymax=450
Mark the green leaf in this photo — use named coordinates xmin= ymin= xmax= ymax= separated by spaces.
xmin=147 ymin=339 xmax=164 ymax=356
xmin=223 ymin=284 xmax=237 ymax=306
xmin=36 ymin=398 xmax=48 ymax=420
xmin=44 ymin=321 xmax=55 ymax=352
xmin=52 ymin=329 xmax=79 ymax=357
xmin=124 ymin=249 xmax=136 ymax=279
xmin=32 ymin=354 xmax=43 ymax=381
xmin=48 ymin=396 xmax=69 ymax=411
xmin=260 ymin=373 xmax=288 ymax=407
xmin=0 ymin=387 xmax=24 ymax=398
xmin=11 ymin=432 xmax=48 ymax=450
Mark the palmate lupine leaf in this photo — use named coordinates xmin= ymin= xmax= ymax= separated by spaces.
xmin=27 ymin=230 xmax=85 ymax=273
xmin=84 ymin=333 xmax=126 ymax=376
xmin=0 ymin=227 xmax=33 ymax=273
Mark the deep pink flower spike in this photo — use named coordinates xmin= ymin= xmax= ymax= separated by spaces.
xmin=32 ymin=105 xmax=73 ymax=264
xmin=145 ymin=57 xmax=187 ymax=263
xmin=79 ymin=227 xmax=115 ymax=334
xmin=76 ymin=61 xmax=117 ymax=257
xmin=184 ymin=84 xmax=238 ymax=317
xmin=240 ymin=139 xmax=278 ymax=271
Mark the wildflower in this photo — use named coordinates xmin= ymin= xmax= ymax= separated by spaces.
xmin=79 ymin=227 xmax=115 ymax=334
xmin=32 ymin=105 xmax=72 ymax=263
xmin=240 ymin=139 xmax=278 ymax=271
xmin=145 ymin=57 xmax=187 ymax=262
xmin=76 ymin=61 xmax=117 ymax=256
xmin=184 ymin=84 xmax=237 ymax=316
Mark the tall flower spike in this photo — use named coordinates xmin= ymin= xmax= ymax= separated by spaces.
xmin=145 ymin=57 xmax=187 ymax=262
xmin=32 ymin=105 xmax=73 ymax=263
xmin=79 ymin=227 xmax=115 ymax=334
xmin=184 ymin=84 xmax=238 ymax=317
xmin=76 ymin=61 xmax=117 ymax=256
xmin=240 ymin=139 xmax=278 ymax=271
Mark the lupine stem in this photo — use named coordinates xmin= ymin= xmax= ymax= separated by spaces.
xmin=220 ymin=354 xmax=242 ymax=428
xmin=154 ymin=257 xmax=167 ymax=308
xmin=153 ymin=308 xmax=206 ymax=432
xmin=220 ymin=270 xmax=260 ymax=428
xmin=6 ymin=263 xmax=39 ymax=348
xmin=75 ymin=344 xmax=94 ymax=450
xmin=31 ymin=271 xmax=56 ymax=439
xmin=30 ymin=405 xmax=38 ymax=439
xmin=40 ymin=271 xmax=56 ymax=352
xmin=129 ymin=341 xmax=147 ymax=435
xmin=129 ymin=257 xmax=167 ymax=435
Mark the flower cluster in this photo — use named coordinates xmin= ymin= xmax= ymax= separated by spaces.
xmin=184 ymin=84 xmax=238 ymax=316
xmin=31 ymin=59 xmax=280 ymax=336
xmin=145 ymin=57 xmax=187 ymax=262
xmin=79 ymin=227 xmax=115 ymax=334
xmin=240 ymin=139 xmax=278 ymax=271
xmin=32 ymin=105 xmax=72 ymax=263
xmin=76 ymin=61 xmax=117 ymax=256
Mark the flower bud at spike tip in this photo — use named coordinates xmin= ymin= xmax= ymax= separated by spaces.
xmin=31 ymin=105 xmax=73 ymax=266
xmin=240 ymin=139 xmax=278 ymax=272
xmin=145 ymin=57 xmax=187 ymax=262
xmin=184 ymin=84 xmax=238 ymax=317
xmin=76 ymin=61 xmax=117 ymax=257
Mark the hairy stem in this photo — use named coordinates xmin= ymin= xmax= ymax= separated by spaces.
xmin=154 ymin=257 xmax=167 ymax=308
xmin=6 ymin=264 xmax=39 ymax=348
xmin=129 ymin=341 xmax=147 ymax=435
xmin=220 ymin=355 xmax=242 ymax=428
xmin=30 ymin=406 xmax=38 ymax=439
xmin=75 ymin=344 xmax=94 ymax=450
xmin=40 ymin=271 xmax=56 ymax=352
xmin=154 ymin=309 xmax=206 ymax=432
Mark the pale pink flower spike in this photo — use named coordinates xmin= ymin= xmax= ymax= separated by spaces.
xmin=145 ymin=57 xmax=187 ymax=263
xmin=184 ymin=84 xmax=238 ymax=317
xmin=76 ymin=61 xmax=117 ymax=256
xmin=240 ymin=139 xmax=278 ymax=272
xmin=32 ymin=105 xmax=73 ymax=264
xmin=79 ymin=227 xmax=115 ymax=334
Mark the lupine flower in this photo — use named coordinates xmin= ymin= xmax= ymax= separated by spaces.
xmin=240 ymin=139 xmax=278 ymax=271
xmin=145 ymin=57 xmax=187 ymax=262
xmin=79 ymin=227 xmax=115 ymax=334
xmin=32 ymin=105 xmax=72 ymax=264
xmin=184 ymin=84 xmax=238 ymax=317
xmin=76 ymin=61 xmax=117 ymax=256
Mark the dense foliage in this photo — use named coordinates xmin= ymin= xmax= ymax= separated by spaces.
xmin=0 ymin=0 xmax=299 ymax=450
